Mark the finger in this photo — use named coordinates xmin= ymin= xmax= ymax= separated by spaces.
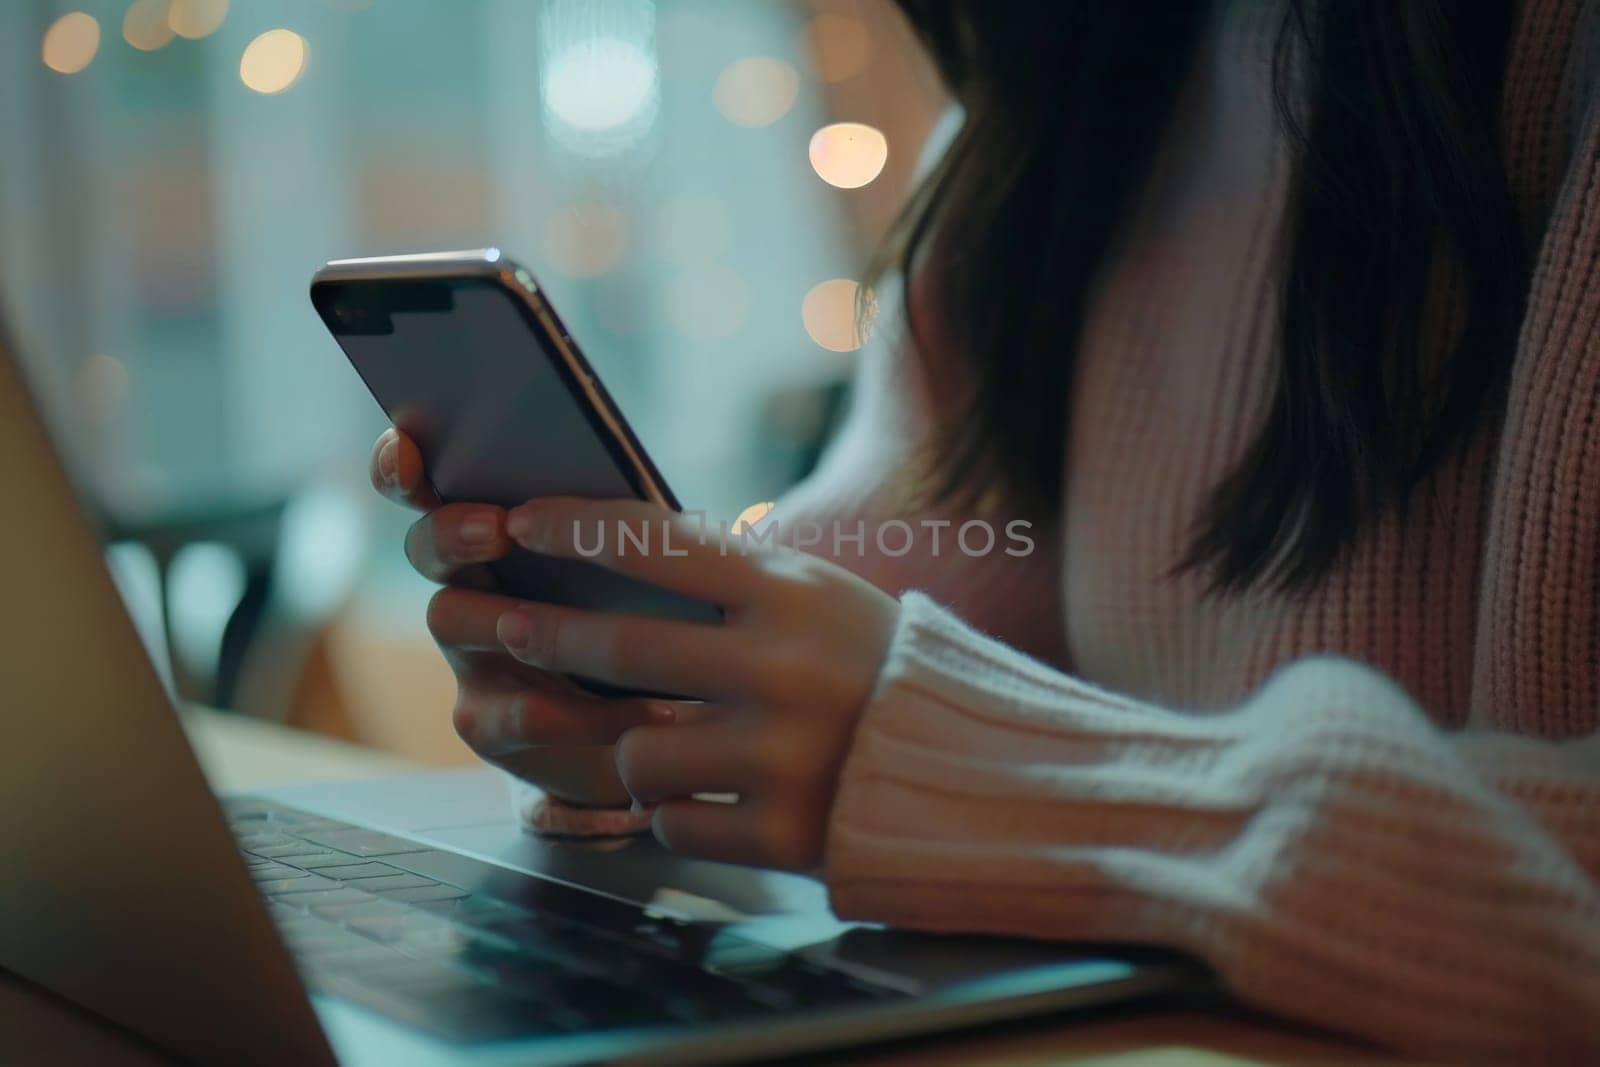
xmin=498 ymin=601 xmax=750 ymax=701
xmin=650 ymin=799 xmax=768 ymax=866
xmin=505 ymin=496 xmax=763 ymax=606
xmin=458 ymin=683 xmax=677 ymax=753
xmin=427 ymin=586 xmax=526 ymax=652
xmin=615 ymin=722 xmax=755 ymax=801
xmin=655 ymin=798 xmax=821 ymax=870
xmin=406 ymin=504 xmax=512 ymax=583
xmin=370 ymin=428 xmax=440 ymax=510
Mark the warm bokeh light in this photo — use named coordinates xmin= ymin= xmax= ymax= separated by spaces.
xmin=168 ymin=0 xmax=229 ymax=40
xmin=41 ymin=12 xmax=100 ymax=75
xmin=808 ymin=122 xmax=888 ymax=189
xmin=802 ymin=13 xmax=871 ymax=83
xmin=239 ymin=29 xmax=308 ymax=95
xmin=543 ymin=202 xmax=629 ymax=279
xmin=545 ymin=38 xmax=657 ymax=133
xmin=712 ymin=56 xmax=800 ymax=128
xmin=666 ymin=265 xmax=751 ymax=340
xmin=802 ymin=279 xmax=869 ymax=352
xmin=123 ymin=0 xmax=175 ymax=51
xmin=654 ymin=196 xmax=731 ymax=265
xmin=732 ymin=501 xmax=776 ymax=534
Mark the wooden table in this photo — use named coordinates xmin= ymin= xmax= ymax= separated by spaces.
xmin=2 ymin=709 xmax=1393 ymax=1066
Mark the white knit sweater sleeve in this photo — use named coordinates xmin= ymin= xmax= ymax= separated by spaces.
xmin=824 ymin=592 xmax=1600 ymax=1060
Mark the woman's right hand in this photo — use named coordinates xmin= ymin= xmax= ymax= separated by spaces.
xmin=368 ymin=428 xmax=665 ymax=806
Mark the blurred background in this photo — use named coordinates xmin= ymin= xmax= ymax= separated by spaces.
xmin=0 ymin=0 xmax=944 ymax=762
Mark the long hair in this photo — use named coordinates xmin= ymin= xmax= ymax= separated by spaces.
xmin=878 ymin=0 xmax=1528 ymax=591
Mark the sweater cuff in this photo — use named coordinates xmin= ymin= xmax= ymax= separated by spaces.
xmin=823 ymin=589 xmax=1256 ymax=938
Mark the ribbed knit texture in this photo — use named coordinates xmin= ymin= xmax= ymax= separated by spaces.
xmin=827 ymin=597 xmax=1600 ymax=1060
xmin=813 ymin=0 xmax=1600 ymax=1058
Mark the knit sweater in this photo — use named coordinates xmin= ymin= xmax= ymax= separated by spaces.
xmin=790 ymin=0 xmax=1600 ymax=1059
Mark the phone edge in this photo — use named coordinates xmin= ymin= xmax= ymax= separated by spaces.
xmin=310 ymin=248 xmax=684 ymax=513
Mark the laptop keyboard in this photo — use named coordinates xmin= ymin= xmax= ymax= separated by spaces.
xmin=225 ymin=798 xmax=899 ymax=1042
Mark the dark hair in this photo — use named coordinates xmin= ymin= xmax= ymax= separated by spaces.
xmin=877 ymin=0 xmax=1528 ymax=591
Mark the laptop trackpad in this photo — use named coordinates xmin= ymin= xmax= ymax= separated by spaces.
xmin=255 ymin=769 xmax=1188 ymax=997
xmin=256 ymin=767 xmax=833 ymax=919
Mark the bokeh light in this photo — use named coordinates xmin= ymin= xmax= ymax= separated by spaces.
xmin=712 ymin=57 xmax=800 ymax=128
xmin=546 ymin=38 xmax=657 ymax=132
xmin=802 ymin=13 xmax=871 ymax=83
xmin=168 ymin=0 xmax=229 ymax=40
xmin=543 ymin=202 xmax=629 ymax=279
xmin=802 ymin=279 xmax=869 ymax=352
xmin=539 ymin=0 xmax=659 ymax=158
xmin=666 ymin=265 xmax=751 ymax=340
xmin=123 ymin=0 xmax=175 ymax=51
xmin=239 ymin=29 xmax=308 ymax=95
xmin=732 ymin=501 xmax=775 ymax=534
xmin=808 ymin=122 xmax=888 ymax=189
xmin=41 ymin=12 xmax=100 ymax=75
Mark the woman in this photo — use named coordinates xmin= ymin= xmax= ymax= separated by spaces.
xmin=371 ymin=0 xmax=1599 ymax=1057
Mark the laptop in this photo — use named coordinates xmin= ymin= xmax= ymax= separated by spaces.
xmin=0 ymin=324 xmax=1197 ymax=1065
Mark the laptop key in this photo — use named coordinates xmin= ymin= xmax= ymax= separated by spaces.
xmin=292 ymin=829 xmax=431 ymax=857
xmin=271 ymin=816 xmax=353 ymax=833
xmin=268 ymin=852 xmax=345 ymax=868
xmin=276 ymin=887 xmax=379 ymax=911
xmin=251 ymin=842 xmax=337 ymax=859
xmin=227 ymin=812 xmax=272 ymax=827
xmin=262 ymin=873 xmax=342 ymax=896
xmin=285 ymin=852 xmax=380 ymax=870
xmin=344 ymin=873 xmax=435 ymax=892
xmin=236 ymin=831 xmax=295 ymax=848
xmin=308 ymin=861 xmax=398 ymax=881
xmin=248 ymin=863 xmax=303 ymax=880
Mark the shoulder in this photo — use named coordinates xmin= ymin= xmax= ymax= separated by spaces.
xmin=1504 ymin=0 xmax=1600 ymax=229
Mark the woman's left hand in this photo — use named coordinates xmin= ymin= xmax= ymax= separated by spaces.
xmin=495 ymin=497 xmax=901 ymax=871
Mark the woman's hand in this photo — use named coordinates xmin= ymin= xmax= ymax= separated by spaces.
xmin=493 ymin=496 xmax=901 ymax=871
xmin=368 ymin=429 xmax=667 ymax=805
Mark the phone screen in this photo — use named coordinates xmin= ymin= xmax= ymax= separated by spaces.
xmin=315 ymin=273 xmax=721 ymax=631
xmin=326 ymin=278 xmax=642 ymax=508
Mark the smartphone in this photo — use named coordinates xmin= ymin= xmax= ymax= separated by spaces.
xmin=312 ymin=248 xmax=718 ymax=804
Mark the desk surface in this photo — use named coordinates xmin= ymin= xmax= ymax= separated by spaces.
xmin=3 ymin=709 xmax=1396 ymax=1066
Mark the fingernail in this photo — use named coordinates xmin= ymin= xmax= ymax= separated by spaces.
xmin=506 ymin=505 xmax=536 ymax=546
xmin=378 ymin=436 xmax=398 ymax=486
xmin=497 ymin=609 xmax=534 ymax=654
xmin=460 ymin=511 xmax=498 ymax=546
